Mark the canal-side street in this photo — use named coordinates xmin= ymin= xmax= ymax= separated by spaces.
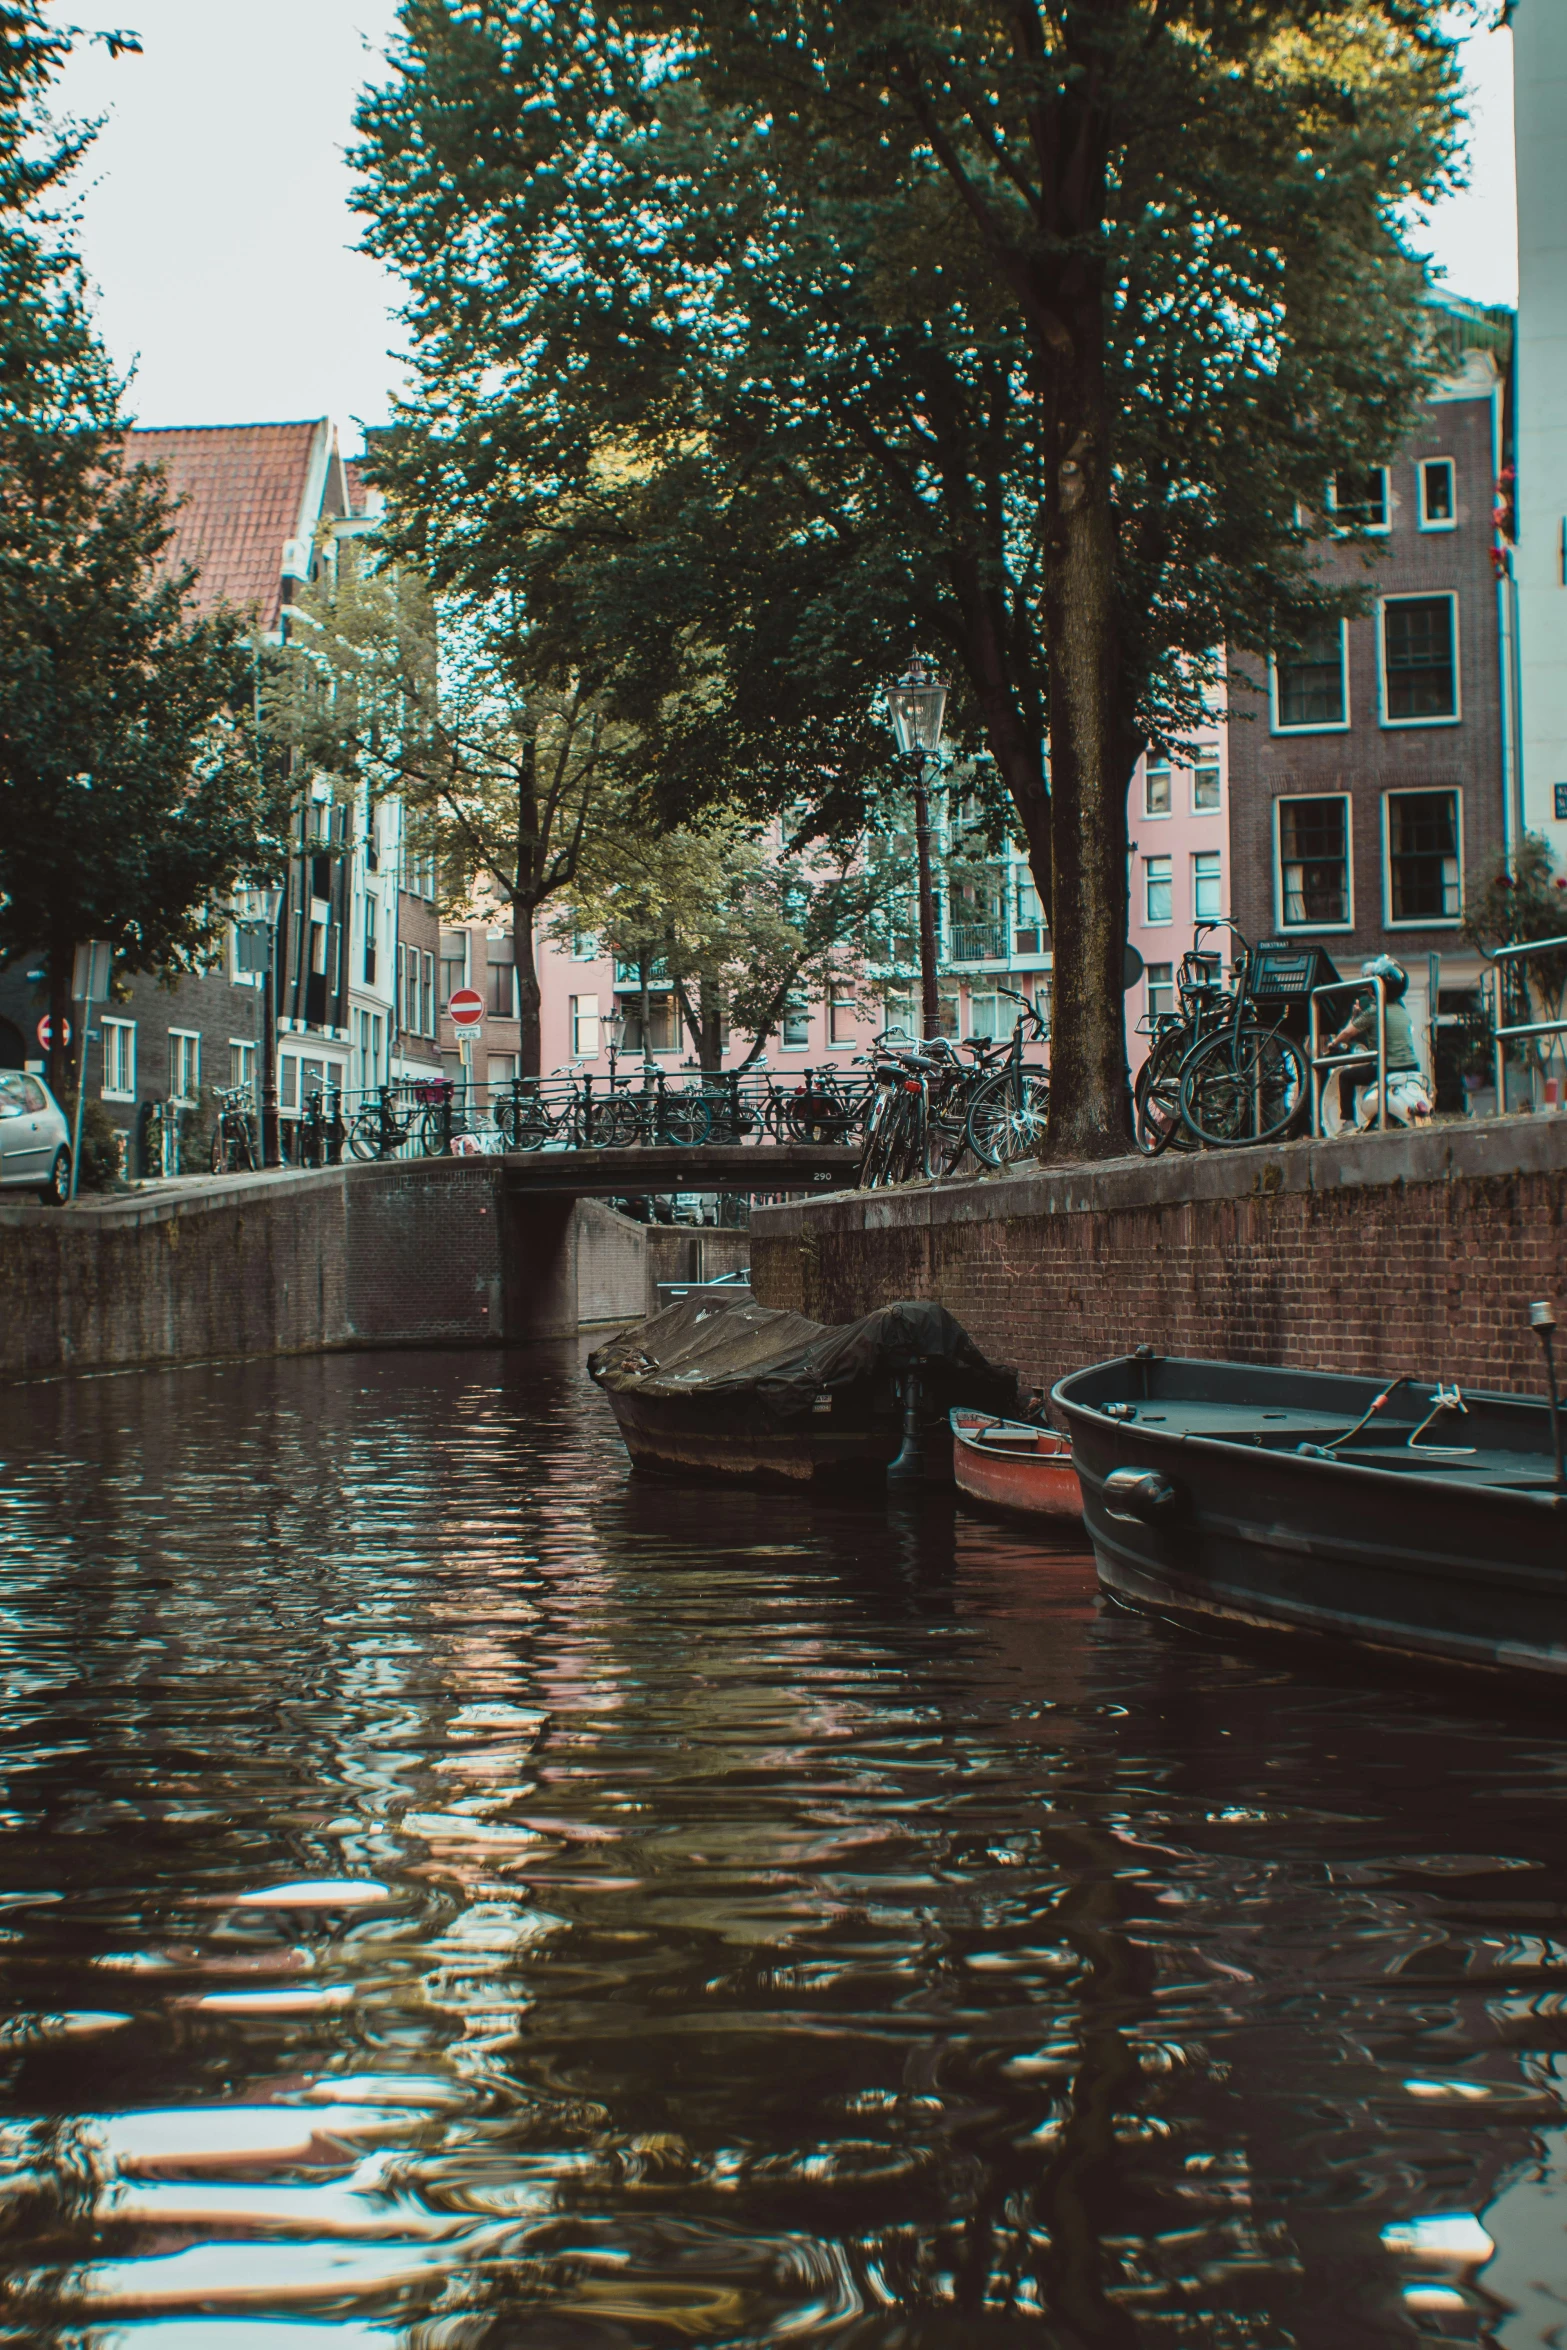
xmin=2 ymin=1340 xmax=1564 ymax=2343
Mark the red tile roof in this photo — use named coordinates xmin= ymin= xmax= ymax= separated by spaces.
xmin=128 ymin=420 xmax=334 ymax=632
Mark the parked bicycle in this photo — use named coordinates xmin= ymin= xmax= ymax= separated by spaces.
xmin=1132 ymin=922 xmax=1308 ymax=1154
xmin=856 ymin=1034 xmax=973 ymax=1189
xmin=347 ymin=1083 xmax=450 ymax=1161
xmin=208 ymin=1087 xmax=256 ymax=1175
xmin=964 ymin=991 xmax=1051 ymax=1166
xmin=296 ymin=1084 xmax=345 ymax=1168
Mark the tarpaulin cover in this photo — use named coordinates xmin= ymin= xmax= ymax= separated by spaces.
xmin=589 ymin=1294 xmax=1016 ymax=1423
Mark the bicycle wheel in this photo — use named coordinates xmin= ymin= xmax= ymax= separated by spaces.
xmin=347 ymin=1108 xmax=384 ymax=1161
xmin=658 ymin=1091 xmax=711 ymax=1146
xmin=966 ymin=1070 xmax=1051 ymax=1167
xmin=856 ymin=1088 xmax=894 ymax=1188
xmin=1131 ymin=1038 xmax=1186 ymax=1158
xmin=881 ymin=1087 xmax=926 ymax=1183
xmin=1178 ymin=1025 xmax=1309 ymax=1148
xmin=596 ymin=1094 xmax=642 ymax=1147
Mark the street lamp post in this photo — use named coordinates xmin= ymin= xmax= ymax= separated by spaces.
xmin=258 ymin=885 xmax=284 ymax=1170
xmin=602 ymin=1003 xmax=626 ymax=1089
xmin=885 ymin=656 xmax=949 ymax=1041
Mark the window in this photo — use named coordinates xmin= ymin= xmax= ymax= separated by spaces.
xmin=1013 ymin=874 xmax=1046 ymax=956
xmin=883 ymin=991 xmax=916 ymax=1041
xmin=167 ymin=1030 xmax=200 ymax=1104
xmin=1144 ymin=855 xmax=1173 ymax=926
xmin=1277 ymin=795 xmax=1352 ymax=929
xmin=968 ymin=989 xmax=1004 ymax=1041
xmin=624 ymin=994 xmax=679 ymax=1054
xmin=1418 ymin=458 xmax=1456 ymax=529
xmin=228 ymin=1040 xmax=256 ymax=1093
xmin=1273 ymin=621 xmax=1348 ymax=731
xmin=571 ymin=992 xmax=599 ymax=1057
xmin=1144 ymin=761 xmax=1172 ymax=817
xmin=488 ymin=1053 xmax=518 ymax=1092
xmin=1146 ymin=963 xmax=1174 ymax=1021
xmin=280 ymin=1054 xmax=299 ymax=1112
xmin=484 ymin=933 xmax=515 ymax=1018
xmin=1382 ymin=594 xmax=1458 ymax=724
xmin=781 ymin=999 xmax=811 ymax=1049
xmin=1385 ymin=789 xmax=1461 ymax=925
xmin=1192 ymin=759 xmax=1221 ymax=812
xmin=362 ymin=894 xmax=377 ymax=986
xmin=1192 ymin=852 xmax=1223 ymax=922
xmin=439 ymin=930 xmax=467 ymax=1006
xmin=829 ymin=991 xmax=857 ymax=1045
xmin=102 ymin=1018 xmax=135 ymax=1100
xmin=1331 ymin=466 xmax=1389 ymax=532
xmin=571 ymin=930 xmax=598 ymax=961
xmin=421 ymin=951 xmax=435 ymax=1037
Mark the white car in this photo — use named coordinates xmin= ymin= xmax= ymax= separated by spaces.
xmin=0 ymin=1072 xmax=72 ymax=1202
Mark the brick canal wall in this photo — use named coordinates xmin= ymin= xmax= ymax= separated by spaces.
xmin=750 ymin=1118 xmax=1567 ymax=1401
xmin=0 ymin=1164 xmax=652 ymax=1381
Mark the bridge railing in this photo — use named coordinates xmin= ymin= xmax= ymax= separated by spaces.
xmin=263 ymin=1064 xmax=871 ymax=1169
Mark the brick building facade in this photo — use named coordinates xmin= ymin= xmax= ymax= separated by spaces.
xmin=1226 ymin=308 xmax=1515 ymax=1095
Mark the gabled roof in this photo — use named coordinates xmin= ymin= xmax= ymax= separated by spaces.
xmin=128 ymin=419 xmax=340 ymax=633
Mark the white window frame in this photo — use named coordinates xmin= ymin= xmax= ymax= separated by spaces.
xmin=570 ymin=992 xmax=599 ymax=1058
xmin=1273 ymin=792 xmax=1355 ymax=934
xmin=228 ymin=1038 xmax=257 ymax=1094
xmin=167 ymin=1028 xmax=201 ymax=1105
xmin=1145 ymin=962 xmax=1175 ymax=1022
xmin=1416 ymin=456 xmax=1457 ymax=532
xmin=1142 ymin=760 xmax=1173 ymax=820
xmin=1378 ymin=591 xmax=1461 ymax=730
xmin=1191 ymin=850 xmax=1224 ymax=924
xmin=1191 ymin=757 xmax=1222 ymax=814
xmin=780 ymin=999 xmax=811 ymax=1050
xmin=1381 ymin=786 xmax=1464 ymax=930
xmin=1143 ymin=854 xmax=1173 ymax=928
xmin=101 ymin=1018 xmax=136 ymax=1101
xmin=1328 ymin=465 xmax=1391 ymax=535
xmin=1269 ymin=620 xmax=1350 ymax=735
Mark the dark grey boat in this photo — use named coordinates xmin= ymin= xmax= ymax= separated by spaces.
xmin=1053 ymin=1348 xmax=1566 ymax=1680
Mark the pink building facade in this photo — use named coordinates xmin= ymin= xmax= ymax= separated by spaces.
xmin=1125 ymin=725 xmax=1231 ymax=1073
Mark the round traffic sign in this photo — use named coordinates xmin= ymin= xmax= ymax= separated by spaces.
xmin=36 ymin=1014 xmax=70 ymax=1050
xmin=447 ymin=987 xmax=484 ymax=1031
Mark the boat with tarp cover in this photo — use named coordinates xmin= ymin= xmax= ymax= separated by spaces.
xmin=589 ymin=1295 xmax=1016 ymax=1487
xmin=1054 ymin=1349 xmax=1567 ymax=1680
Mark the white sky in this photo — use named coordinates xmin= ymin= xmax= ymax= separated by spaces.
xmin=53 ymin=2 xmax=1519 ymax=451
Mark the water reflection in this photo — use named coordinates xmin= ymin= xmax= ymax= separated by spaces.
xmin=1 ymin=1342 xmax=1566 ymax=2341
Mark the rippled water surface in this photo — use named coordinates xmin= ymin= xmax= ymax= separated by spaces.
xmin=3 ymin=1343 xmax=1567 ymax=2347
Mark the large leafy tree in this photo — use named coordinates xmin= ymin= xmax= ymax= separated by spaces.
xmin=356 ymin=0 xmax=1463 ymax=1158
xmin=0 ymin=3 xmax=287 ymax=1096
xmin=270 ymin=544 xmax=634 ymax=1076
xmin=552 ymin=803 xmax=916 ymax=1068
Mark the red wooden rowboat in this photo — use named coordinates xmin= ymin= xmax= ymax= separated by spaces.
xmin=950 ymin=1408 xmax=1084 ymax=1526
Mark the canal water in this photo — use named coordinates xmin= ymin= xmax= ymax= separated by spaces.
xmin=2 ymin=1346 xmax=1566 ymax=2347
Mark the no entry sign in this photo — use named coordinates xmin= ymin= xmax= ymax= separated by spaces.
xmin=447 ymin=987 xmax=484 ymax=1032
xmin=36 ymin=1014 xmax=70 ymax=1050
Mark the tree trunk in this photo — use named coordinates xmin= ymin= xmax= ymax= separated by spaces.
xmin=513 ymin=899 xmax=542 ymax=1078
xmin=1042 ymin=373 xmax=1136 ymax=1163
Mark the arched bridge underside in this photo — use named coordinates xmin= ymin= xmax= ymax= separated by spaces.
xmin=500 ymin=1143 xmax=858 ymax=1198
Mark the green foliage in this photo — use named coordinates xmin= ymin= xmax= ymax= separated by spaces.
xmin=268 ymin=541 xmax=638 ymax=1074
xmin=551 ymin=803 xmax=916 ymax=1064
xmin=0 ymin=4 xmax=290 ymax=1085
xmin=1462 ymin=833 xmax=1567 ymax=1071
